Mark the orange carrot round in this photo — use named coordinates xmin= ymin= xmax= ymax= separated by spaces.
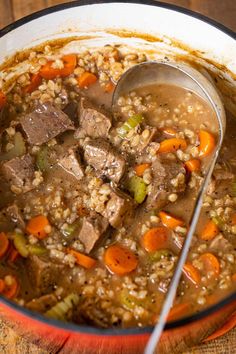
xmin=2 ymin=275 xmax=19 ymax=299
xmin=200 ymin=219 xmax=219 ymax=240
xmin=167 ymin=302 xmax=190 ymax=322
xmin=161 ymin=127 xmax=177 ymax=137
xmin=0 ymin=91 xmax=7 ymax=109
xmin=231 ymin=213 xmax=236 ymax=226
xmin=183 ymin=263 xmax=201 ymax=285
xmin=158 ymin=138 xmax=187 ymax=153
xmin=77 ymin=72 xmax=97 ymax=88
xmin=185 ymin=159 xmax=201 ymax=172
xmin=104 ymin=244 xmax=138 ymax=276
xmin=199 ymin=253 xmax=220 ymax=276
xmin=142 ymin=227 xmax=168 ymax=253
xmin=0 ymin=232 xmax=9 ymax=259
xmin=199 ymin=130 xmax=216 ymax=157
xmin=134 ymin=163 xmax=151 ymax=177
xmin=159 ymin=211 xmax=184 ymax=230
xmin=68 ymin=249 xmax=96 ymax=269
xmin=232 ymin=273 xmax=236 ymax=282
xmin=23 ymin=73 xmax=42 ymax=94
xmin=40 ymin=54 xmax=77 ymax=79
xmin=104 ymin=81 xmax=115 ymax=93
xmin=26 ymin=215 xmax=50 ymax=239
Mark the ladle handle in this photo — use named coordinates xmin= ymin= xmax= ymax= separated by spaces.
xmin=144 ymin=149 xmax=220 ymax=354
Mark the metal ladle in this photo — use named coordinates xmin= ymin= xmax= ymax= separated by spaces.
xmin=112 ymin=61 xmax=226 ymax=354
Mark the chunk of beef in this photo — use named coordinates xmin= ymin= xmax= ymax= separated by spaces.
xmin=146 ymin=156 xmax=186 ymax=211
xmin=26 ymin=293 xmax=57 ymax=313
xmin=209 ymin=234 xmax=232 ymax=252
xmin=58 ymin=148 xmax=84 ymax=180
xmin=1 ymin=154 xmax=35 ymax=193
xmin=26 ymin=255 xmax=64 ymax=294
xmin=74 ymin=97 xmax=112 ymax=139
xmin=102 ymin=188 xmax=134 ymax=229
xmin=84 ymin=139 xmax=126 ymax=183
xmin=207 ymin=164 xmax=234 ymax=198
xmin=6 ymin=203 xmax=25 ymax=229
xmin=20 ymin=102 xmax=74 ymax=145
xmin=78 ymin=213 xmax=109 ymax=253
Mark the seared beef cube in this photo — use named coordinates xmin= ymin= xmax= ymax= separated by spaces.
xmin=6 ymin=203 xmax=25 ymax=229
xmin=146 ymin=157 xmax=186 ymax=210
xmin=2 ymin=154 xmax=35 ymax=193
xmin=78 ymin=213 xmax=109 ymax=253
xmin=84 ymin=139 xmax=125 ymax=183
xmin=58 ymin=148 xmax=84 ymax=180
xmin=26 ymin=293 xmax=57 ymax=313
xmin=27 ymin=255 xmax=64 ymax=294
xmin=103 ymin=188 xmax=134 ymax=229
xmin=21 ymin=102 xmax=74 ymax=145
xmin=75 ymin=97 xmax=112 ymax=139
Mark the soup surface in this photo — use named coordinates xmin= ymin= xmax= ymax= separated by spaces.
xmin=0 ymin=44 xmax=236 ymax=328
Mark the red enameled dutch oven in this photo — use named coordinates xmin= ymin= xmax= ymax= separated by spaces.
xmin=0 ymin=1 xmax=236 ymax=353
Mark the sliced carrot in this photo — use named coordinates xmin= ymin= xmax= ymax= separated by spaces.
xmin=0 ymin=279 xmax=5 ymax=293
xmin=104 ymin=81 xmax=115 ymax=93
xmin=40 ymin=54 xmax=77 ymax=79
xmin=204 ymin=310 xmax=236 ymax=342
xmin=159 ymin=211 xmax=184 ymax=230
xmin=59 ymin=54 xmax=77 ymax=77
xmin=2 ymin=275 xmax=19 ymax=299
xmin=142 ymin=227 xmax=168 ymax=253
xmin=232 ymin=273 xmax=236 ymax=282
xmin=231 ymin=213 xmax=236 ymax=226
xmin=77 ymin=72 xmax=97 ymax=88
xmin=134 ymin=163 xmax=151 ymax=177
xmin=7 ymin=246 xmax=19 ymax=263
xmin=68 ymin=249 xmax=96 ymax=269
xmin=104 ymin=244 xmax=138 ymax=276
xmin=0 ymin=91 xmax=7 ymax=109
xmin=167 ymin=302 xmax=190 ymax=322
xmin=200 ymin=219 xmax=219 ymax=240
xmin=23 ymin=73 xmax=42 ymax=94
xmin=185 ymin=159 xmax=201 ymax=173
xmin=158 ymin=138 xmax=187 ymax=154
xmin=199 ymin=130 xmax=216 ymax=158
xmin=26 ymin=215 xmax=50 ymax=239
xmin=183 ymin=263 xmax=201 ymax=285
xmin=161 ymin=127 xmax=177 ymax=137
xmin=0 ymin=232 xmax=9 ymax=259
xmin=199 ymin=253 xmax=220 ymax=276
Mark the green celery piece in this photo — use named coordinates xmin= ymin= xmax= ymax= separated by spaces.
xmin=13 ymin=233 xmax=29 ymax=258
xmin=128 ymin=175 xmax=147 ymax=204
xmin=117 ymin=114 xmax=143 ymax=138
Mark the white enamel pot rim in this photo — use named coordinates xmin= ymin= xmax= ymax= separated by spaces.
xmin=0 ymin=0 xmax=236 ymax=336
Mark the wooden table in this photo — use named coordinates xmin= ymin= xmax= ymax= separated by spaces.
xmin=0 ymin=1 xmax=236 ymax=353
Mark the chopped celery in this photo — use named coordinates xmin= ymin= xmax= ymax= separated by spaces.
xmin=117 ymin=114 xmax=143 ymax=138
xmin=149 ymin=249 xmax=173 ymax=263
xmin=212 ymin=216 xmax=225 ymax=231
xmin=120 ymin=289 xmax=150 ymax=310
xmin=62 ymin=219 xmax=81 ymax=238
xmin=45 ymin=293 xmax=80 ymax=321
xmin=36 ymin=145 xmax=50 ymax=172
xmin=13 ymin=233 xmax=29 ymax=258
xmin=28 ymin=244 xmax=48 ymax=256
xmin=0 ymin=132 xmax=26 ymax=161
xmin=128 ymin=175 xmax=147 ymax=204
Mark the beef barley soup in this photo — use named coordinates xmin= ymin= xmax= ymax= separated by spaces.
xmin=0 ymin=43 xmax=235 ymax=328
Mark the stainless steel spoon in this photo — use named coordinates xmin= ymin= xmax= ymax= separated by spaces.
xmin=112 ymin=61 xmax=226 ymax=354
